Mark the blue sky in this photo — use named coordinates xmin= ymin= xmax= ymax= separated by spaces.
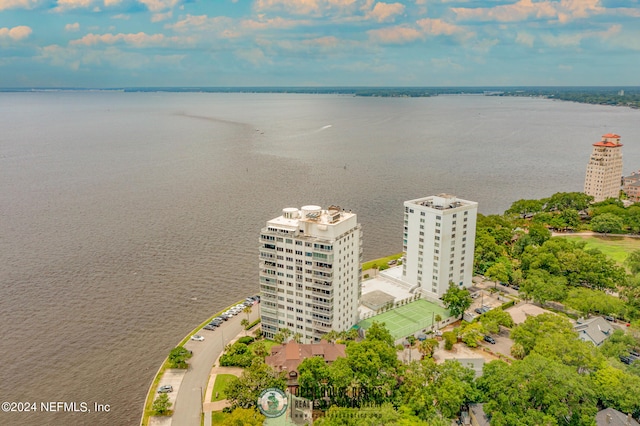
xmin=1 ymin=0 xmax=639 ymax=87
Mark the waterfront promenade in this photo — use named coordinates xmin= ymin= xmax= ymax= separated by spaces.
xmin=146 ymin=305 xmax=259 ymax=426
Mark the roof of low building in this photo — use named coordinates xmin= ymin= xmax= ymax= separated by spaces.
xmin=265 ymin=341 xmax=346 ymax=375
xmin=596 ymin=408 xmax=640 ymax=426
xmin=575 ymin=317 xmax=614 ymax=346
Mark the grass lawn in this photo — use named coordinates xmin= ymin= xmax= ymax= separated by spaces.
xmin=556 ymin=235 xmax=640 ymax=265
xmin=212 ymin=412 xmax=227 ymax=422
xmin=362 ymin=253 xmax=403 ymax=271
xmin=211 ymin=374 xmax=236 ymax=402
xmin=357 ymin=299 xmax=450 ymax=340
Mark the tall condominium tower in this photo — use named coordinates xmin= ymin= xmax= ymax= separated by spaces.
xmin=584 ymin=133 xmax=624 ymax=202
xmin=259 ymin=205 xmax=362 ymax=343
xmin=402 ymin=194 xmax=478 ymax=298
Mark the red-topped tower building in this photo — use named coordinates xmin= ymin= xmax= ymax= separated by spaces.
xmin=584 ymin=133 xmax=624 ymax=202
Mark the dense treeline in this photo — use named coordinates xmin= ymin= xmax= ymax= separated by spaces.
xmin=477 ymin=192 xmax=640 ymax=322
xmin=105 ymin=87 xmax=640 ymax=108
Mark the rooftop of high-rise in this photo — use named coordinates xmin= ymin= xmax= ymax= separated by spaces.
xmin=405 ymin=194 xmax=477 ymax=211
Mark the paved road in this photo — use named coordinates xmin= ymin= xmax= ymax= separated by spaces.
xmin=170 ymin=305 xmax=259 ymax=426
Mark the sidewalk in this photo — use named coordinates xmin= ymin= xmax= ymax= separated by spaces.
xmin=202 ymin=364 xmax=245 ymax=426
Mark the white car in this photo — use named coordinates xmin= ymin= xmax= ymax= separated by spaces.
xmin=190 ymin=335 xmax=205 ymax=342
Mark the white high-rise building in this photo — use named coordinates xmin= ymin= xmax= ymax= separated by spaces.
xmin=584 ymin=133 xmax=624 ymax=202
xmin=259 ymin=205 xmax=362 ymax=343
xmin=402 ymin=194 xmax=478 ymax=298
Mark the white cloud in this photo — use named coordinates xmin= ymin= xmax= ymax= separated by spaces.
xmin=540 ymin=24 xmax=621 ymax=48
xmin=452 ymin=0 xmax=605 ymax=24
xmin=53 ymin=0 xmax=93 ymax=12
xmin=166 ymin=14 xmax=234 ymax=32
xmin=235 ymin=48 xmax=270 ymax=66
xmin=0 ymin=25 xmax=32 ymax=40
xmin=515 ymin=32 xmax=534 ymax=47
xmin=138 ymin=0 xmax=180 ymax=12
xmin=65 ymin=22 xmax=80 ymax=32
xmin=0 ymin=0 xmax=39 ymax=11
xmin=254 ymin=0 xmax=359 ymax=16
xmin=368 ymin=25 xmax=423 ymax=44
xmin=151 ymin=10 xmax=172 ymax=22
xmin=70 ymin=31 xmax=193 ymax=47
xmin=416 ymin=18 xmax=462 ymax=36
xmin=367 ymin=2 xmax=405 ymax=22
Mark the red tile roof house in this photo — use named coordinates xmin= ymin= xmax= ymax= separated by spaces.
xmin=265 ymin=341 xmax=346 ymax=391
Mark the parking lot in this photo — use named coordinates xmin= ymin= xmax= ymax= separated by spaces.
xmin=156 ymin=369 xmax=187 ymax=407
xmin=477 ymin=330 xmax=514 ymax=358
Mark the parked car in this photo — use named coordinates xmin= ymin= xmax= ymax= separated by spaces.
xmin=221 ymin=313 xmax=233 ymax=320
xmin=209 ymin=320 xmax=223 ymax=327
xmin=158 ymin=385 xmax=173 ymax=393
xmin=620 ymin=355 xmax=634 ymax=365
xmin=484 ymin=335 xmax=496 ymax=344
xmin=203 ymin=324 xmax=217 ymax=331
xmin=604 ymin=315 xmax=615 ymax=322
xmin=474 ymin=308 xmax=483 ymax=315
xmin=190 ymin=335 xmax=205 ymax=341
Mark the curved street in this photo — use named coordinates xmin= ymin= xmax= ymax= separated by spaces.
xmin=149 ymin=304 xmax=259 ymax=426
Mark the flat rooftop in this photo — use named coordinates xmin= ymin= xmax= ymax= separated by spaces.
xmin=405 ymin=194 xmax=477 ymax=211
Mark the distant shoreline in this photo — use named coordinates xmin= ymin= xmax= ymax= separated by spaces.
xmin=3 ymin=87 xmax=638 ymax=109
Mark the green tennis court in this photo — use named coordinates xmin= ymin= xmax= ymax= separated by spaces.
xmin=357 ymin=299 xmax=450 ymax=340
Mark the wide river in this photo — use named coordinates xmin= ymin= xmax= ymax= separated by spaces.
xmin=1 ymin=92 xmax=639 ymax=425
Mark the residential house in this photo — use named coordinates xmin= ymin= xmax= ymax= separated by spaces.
xmin=575 ymin=317 xmax=614 ymax=346
xmin=265 ymin=341 xmax=346 ymax=390
xmin=596 ymin=408 xmax=640 ymax=426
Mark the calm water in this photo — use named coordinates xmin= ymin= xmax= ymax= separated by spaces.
xmin=1 ymin=92 xmax=639 ymax=425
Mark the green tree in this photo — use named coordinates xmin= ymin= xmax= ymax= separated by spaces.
xmin=590 ymin=365 xmax=640 ymax=416
xmin=321 ymin=330 xmax=340 ymax=343
xmin=241 ymin=319 xmax=250 ymax=335
xmin=544 ymin=192 xmax=593 ymax=212
xmin=225 ymin=359 xmax=286 ymax=409
xmin=251 ymin=341 xmax=268 ymax=358
xmin=460 ymin=322 xmax=484 ymax=348
xmin=625 ymin=249 xmax=640 ymax=275
xmin=243 ymin=304 xmax=252 ymax=320
xmin=401 ymin=358 xmax=478 ymax=420
xmin=590 ymin=213 xmax=624 ymax=234
xmin=510 ymin=342 xmax=525 ymax=360
xmin=441 ymin=283 xmax=472 ymax=319
xmin=273 ymin=328 xmax=292 ymax=344
xmin=152 ymin=393 xmax=172 ymax=415
xmin=443 ymin=331 xmax=457 ymax=351
xmin=520 ymin=269 xmax=567 ymax=304
xmin=219 ymin=407 xmax=265 ymax=426
xmin=485 ymin=259 xmax=510 ymax=288
xmin=479 ymin=355 xmax=597 ymax=426
xmin=510 ymin=313 xmax=576 ymax=355
xmin=315 ymin=403 xmax=435 ymax=426
xmin=479 ymin=309 xmax=514 ymax=334
xmin=417 ymin=338 xmax=438 ymax=359
xmin=564 ymin=288 xmax=626 ymax=318
xmin=506 ymin=199 xmax=544 ymax=218
xmin=167 ymin=346 xmax=193 ymax=369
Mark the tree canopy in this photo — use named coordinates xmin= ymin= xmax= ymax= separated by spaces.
xmin=441 ymin=283 xmax=472 ymax=319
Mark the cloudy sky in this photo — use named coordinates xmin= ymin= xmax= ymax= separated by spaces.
xmin=1 ymin=0 xmax=639 ymax=87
